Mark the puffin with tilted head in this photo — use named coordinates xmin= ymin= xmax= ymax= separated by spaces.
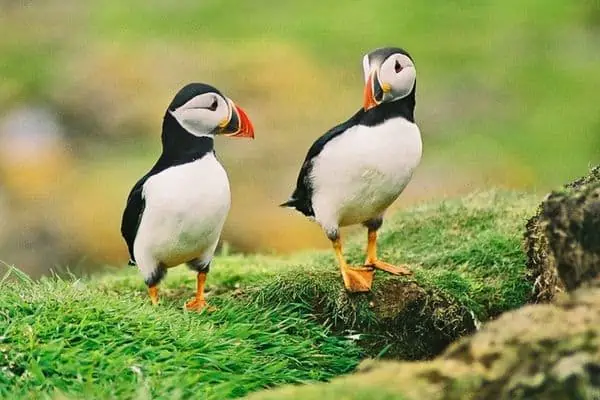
xmin=281 ymin=47 xmax=422 ymax=292
xmin=121 ymin=83 xmax=254 ymax=310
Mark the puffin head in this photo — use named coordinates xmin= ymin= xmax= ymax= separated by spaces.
xmin=362 ymin=47 xmax=416 ymax=111
xmin=167 ymin=83 xmax=254 ymax=139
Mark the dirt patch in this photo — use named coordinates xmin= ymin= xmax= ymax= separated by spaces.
xmin=254 ymin=272 xmax=476 ymax=360
xmin=362 ymin=279 xmax=476 ymax=360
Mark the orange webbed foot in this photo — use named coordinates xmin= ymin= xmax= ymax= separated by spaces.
xmin=342 ymin=265 xmax=375 ymax=292
xmin=184 ymin=297 xmax=216 ymax=312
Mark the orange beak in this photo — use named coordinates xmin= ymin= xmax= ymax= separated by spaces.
xmin=222 ymin=103 xmax=255 ymax=139
xmin=363 ymin=72 xmax=378 ymax=111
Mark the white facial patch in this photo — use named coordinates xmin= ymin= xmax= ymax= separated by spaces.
xmin=362 ymin=53 xmax=371 ymax=83
xmin=378 ymin=54 xmax=416 ymax=101
xmin=169 ymin=93 xmax=229 ymax=137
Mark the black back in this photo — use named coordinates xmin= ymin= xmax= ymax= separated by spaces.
xmin=121 ymin=83 xmax=219 ymax=263
xmin=281 ymin=81 xmax=416 ymax=217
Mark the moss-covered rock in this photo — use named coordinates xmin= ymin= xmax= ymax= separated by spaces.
xmin=524 ymin=209 xmax=562 ymax=302
xmin=247 ymin=282 xmax=600 ymax=400
xmin=525 ymin=165 xmax=600 ymax=300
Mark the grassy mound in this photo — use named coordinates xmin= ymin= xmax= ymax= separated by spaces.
xmin=0 ymin=190 xmax=538 ymax=398
xmin=254 ymin=190 xmax=536 ymax=359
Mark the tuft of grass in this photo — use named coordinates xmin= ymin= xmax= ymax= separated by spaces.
xmin=0 ymin=266 xmax=360 ymax=399
xmin=373 ymin=190 xmax=536 ymax=318
xmin=0 ymin=190 xmax=538 ymax=398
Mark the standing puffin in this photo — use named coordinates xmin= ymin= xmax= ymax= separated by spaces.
xmin=281 ymin=47 xmax=422 ymax=292
xmin=121 ymin=83 xmax=254 ymax=310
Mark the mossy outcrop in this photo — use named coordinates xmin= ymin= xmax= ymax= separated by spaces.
xmin=525 ymin=165 xmax=600 ymax=301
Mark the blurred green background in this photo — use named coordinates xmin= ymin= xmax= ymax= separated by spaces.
xmin=1 ymin=0 xmax=598 ymax=277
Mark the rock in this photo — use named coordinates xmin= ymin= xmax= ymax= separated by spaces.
xmin=543 ymin=167 xmax=600 ymax=291
xmin=439 ymin=282 xmax=600 ymax=399
xmin=525 ymin=165 xmax=600 ymax=300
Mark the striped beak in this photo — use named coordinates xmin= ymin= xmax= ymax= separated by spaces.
xmin=220 ymin=100 xmax=255 ymax=139
xmin=363 ymin=69 xmax=389 ymax=111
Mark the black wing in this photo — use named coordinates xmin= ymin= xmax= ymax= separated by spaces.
xmin=120 ymin=176 xmax=148 ymax=264
xmin=281 ymin=109 xmax=364 ymax=217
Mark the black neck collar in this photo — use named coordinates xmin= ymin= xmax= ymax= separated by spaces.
xmin=159 ymin=112 xmax=215 ymax=164
xmin=359 ymin=83 xmax=416 ymax=127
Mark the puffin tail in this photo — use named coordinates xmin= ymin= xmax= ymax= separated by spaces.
xmin=279 ymin=197 xmax=314 ymax=218
xmin=279 ymin=198 xmax=298 ymax=209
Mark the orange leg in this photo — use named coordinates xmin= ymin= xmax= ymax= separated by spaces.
xmin=149 ymin=285 xmax=159 ymax=305
xmin=365 ymin=229 xmax=412 ymax=275
xmin=185 ymin=272 xmax=214 ymax=312
xmin=333 ymin=236 xmax=374 ymax=292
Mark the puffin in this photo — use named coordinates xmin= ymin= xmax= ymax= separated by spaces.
xmin=121 ymin=83 xmax=254 ymax=310
xmin=281 ymin=47 xmax=422 ymax=292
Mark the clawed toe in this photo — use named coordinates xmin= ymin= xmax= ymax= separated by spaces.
xmin=366 ymin=259 xmax=412 ymax=276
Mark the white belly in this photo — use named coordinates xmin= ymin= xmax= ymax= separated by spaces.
xmin=134 ymin=154 xmax=231 ymax=267
xmin=311 ymin=117 xmax=422 ymax=228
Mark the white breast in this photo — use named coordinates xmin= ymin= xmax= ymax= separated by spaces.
xmin=311 ymin=117 xmax=422 ymax=228
xmin=134 ymin=153 xmax=231 ymax=268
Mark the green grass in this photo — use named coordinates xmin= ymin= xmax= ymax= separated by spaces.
xmin=0 ymin=190 xmax=538 ymax=399
xmin=0 ymin=268 xmax=360 ymax=399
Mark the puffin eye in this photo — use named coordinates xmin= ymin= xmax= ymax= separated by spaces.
xmin=208 ymin=99 xmax=218 ymax=111
xmin=395 ymin=60 xmax=403 ymax=73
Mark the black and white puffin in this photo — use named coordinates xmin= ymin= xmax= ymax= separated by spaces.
xmin=121 ymin=83 xmax=254 ymax=310
xmin=281 ymin=47 xmax=422 ymax=292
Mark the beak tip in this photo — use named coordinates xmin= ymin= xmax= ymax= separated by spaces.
xmin=229 ymin=104 xmax=255 ymax=139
